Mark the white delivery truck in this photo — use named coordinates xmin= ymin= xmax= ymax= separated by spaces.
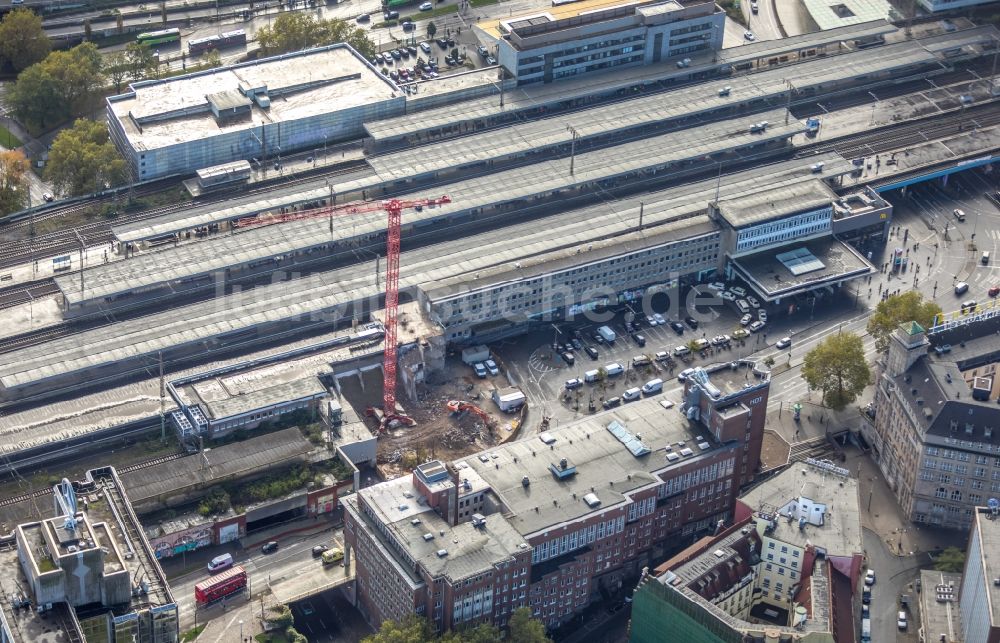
xmin=597 ymin=326 xmax=616 ymax=344
xmin=584 ymin=369 xmax=601 ymax=383
xmin=461 ymin=345 xmax=490 ymax=365
xmin=641 ymin=379 xmax=663 ymax=395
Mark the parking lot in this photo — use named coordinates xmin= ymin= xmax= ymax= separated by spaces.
xmin=495 ymin=283 xmax=802 ymax=422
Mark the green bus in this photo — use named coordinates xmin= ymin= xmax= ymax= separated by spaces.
xmin=136 ymin=28 xmax=181 ymax=46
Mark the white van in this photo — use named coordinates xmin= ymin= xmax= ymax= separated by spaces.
xmin=736 ymin=299 xmax=750 ymax=314
xmin=584 ymin=369 xmax=600 ymax=383
xmin=632 ymin=355 xmax=651 ymax=367
xmin=622 ymin=387 xmax=641 ymax=402
xmin=694 ymin=338 xmax=710 ymax=350
xmin=673 ymin=346 xmax=691 ymax=357
xmin=605 ymin=363 xmax=624 ymax=376
xmin=642 ymin=378 xmax=663 ymax=395
xmin=654 ymin=351 xmax=670 ymax=362
xmin=207 ymin=553 xmax=234 ymax=573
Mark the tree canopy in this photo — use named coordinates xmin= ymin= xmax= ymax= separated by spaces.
xmin=7 ymin=42 xmax=104 ymax=133
xmin=362 ymin=609 xmax=550 ymax=643
xmin=45 ymin=119 xmax=127 ymax=197
xmin=0 ymin=8 xmax=51 ymax=73
xmin=801 ymin=331 xmax=871 ymax=411
xmin=933 ymin=546 xmax=966 ymax=573
xmin=0 ymin=150 xmax=30 ymax=216
xmin=255 ymin=13 xmax=376 ymax=58
xmin=867 ymin=291 xmax=942 ymax=353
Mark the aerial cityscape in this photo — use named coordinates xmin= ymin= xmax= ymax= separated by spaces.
xmin=0 ymin=0 xmax=997 ymax=640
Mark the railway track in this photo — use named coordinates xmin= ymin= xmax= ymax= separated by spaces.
xmin=0 ymin=161 xmax=368 ymax=270
xmin=0 ymin=451 xmax=188 ymax=508
xmin=0 ymin=280 xmax=59 ymax=309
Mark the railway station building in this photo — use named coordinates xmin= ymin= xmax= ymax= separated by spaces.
xmin=345 ymin=367 xmax=769 ymax=633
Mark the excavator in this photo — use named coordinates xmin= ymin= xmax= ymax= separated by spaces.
xmin=446 ymin=400 xmax=493 ymax=425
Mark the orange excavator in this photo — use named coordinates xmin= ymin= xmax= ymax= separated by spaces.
xmin=446 ymin=400 xmax=492 ymax=424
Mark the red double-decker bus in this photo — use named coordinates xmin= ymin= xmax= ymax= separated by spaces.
xmin=195 ymin=566 xmax=247 ymax=605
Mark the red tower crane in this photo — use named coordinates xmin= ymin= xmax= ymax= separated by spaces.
xmin=233 ymin=194 xmax=452 ymax=428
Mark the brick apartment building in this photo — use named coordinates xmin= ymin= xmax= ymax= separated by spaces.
xmin=344 ymin=365 xmax=769 ymax=633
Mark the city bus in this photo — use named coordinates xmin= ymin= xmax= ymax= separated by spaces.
xmin=136 ymin=28 xmax=181 ymax=46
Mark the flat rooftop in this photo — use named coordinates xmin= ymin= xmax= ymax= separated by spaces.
xmin=403 ymin=67 xmax=502 ymax=100
xmin=176 ymin=357 xmax=331 ymax=421
xmin=120 ymin=427 xmax=315 ymax=506
xmin=358 ymin=476 xmax=528 ymax=581
xmin=918 ymin=570 xmax=962 ymax=643
xmin=421 ymin=216 xmax=718 ymax=301
xmin=107 ymin=45 xmax=398 ymax=152
xmin=717 ymin=19 xmax=895 ymax=63
xmin=730 ymin=236 xmax=874 ymax=302
xmin=460 ymin=396 xmax=732 ymax=537
xmin=478 ymin=0 xmax=653 ymax=39
xmin=717 ymin=179 xmax=837 ymax=229
xmin=739 ymin=461 xmax=863 ymax=556
xmin=801 ymin=0 xmax=892 ymax=31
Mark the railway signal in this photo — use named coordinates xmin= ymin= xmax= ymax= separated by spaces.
xmin=233 ymin=194 xmax=453 ymax=429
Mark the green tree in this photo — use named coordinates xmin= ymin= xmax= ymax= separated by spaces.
xmin=427 ymin=21 xmax=437 ymax=38
xmin=867 ymin=291 xmax=942 ymax=353
xmin=508 ymin=607 xmax=551 ymax=643
xmin=362 ymin=614 xmax=436 ymax=643
xmin=685 ymin=339 xmax=701 ymax=354
xmin=0 ymin=150 xmax=30 ymax=216
xmin=255 ymin=13 xmax=375 ymax=58
xmin=0 ymin=8 xmax=52 ymax=72
xmin=45 ymin=118 xmax=127 ymax=196
xmin=801 ymin=331 xmax=871 ymax=411
xmin=201 ymin=49 xmax=223 ymax=70
xmin=7 ymin=42 xmax=104 ymax=131
xmin=456 ymin=623 xmax=502 ymax=643
xmin=125 ymin=41 xmax=158 ymax=82
xmin=933 ymin=546 xmax=966 ymax=573
xmin=104 ymin=50 xmax=131 ymax=94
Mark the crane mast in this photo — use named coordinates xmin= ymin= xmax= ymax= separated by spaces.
xmin=234 ymin=193 xmax=452 ymax=427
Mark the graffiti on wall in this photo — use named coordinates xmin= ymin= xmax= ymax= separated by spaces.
xmin=151 ymin=523 xmax=213 ymax=559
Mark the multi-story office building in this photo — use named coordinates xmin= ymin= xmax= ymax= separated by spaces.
xmin=960 ymin=505 xmax=1000 ymax=643
xmin=629 ymin=458 xmax=864 ymax=643
xmin=918 ymin=0 xmax=997 ymax=12
xmin=107 ymin=45 xmax=405 ymax=180
xmin=344 ymin=366 xmax=769 ymax=634
xmin=479 ymin=0 xmax=724 ymax=85
xmin=868 ymin=314 xmax=1000 ymax=531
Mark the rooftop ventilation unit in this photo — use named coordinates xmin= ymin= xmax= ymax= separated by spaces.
xmin=411 ymin=518 xmax=421 ymax=526
xmin=698 ymin=442 xmax=711 ymax=450
xmin=679 ymin=448 xmax=694 ymax=457
xmin=583 ymin=493 xmax=601 ymax=508
xmin=422 ymin=533 xmax=435 ymax=541
xmin=471 ymin=514 xmax=486 ymax=528
xmin=713 ymin=549 xmax=725 ymax=558
xmin=521 ymin=476 xmax=530 ymax=487
xmin=666 ymin=452 xmax=680 ymax=462
xmin=539 ymin=433 xmax=556 ymax=445
xmin=436 ymin=549 xmax=449 ymax=558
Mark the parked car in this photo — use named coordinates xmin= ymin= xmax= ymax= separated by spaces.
xmin=740 ymin=314 xmax=753 ymax=326
xmin=721 ymin=291 xmax=736 ymax=301
xmin=646 ymin=315 xmax=658 ymax=326
xmin=707 ymin=281 xmax=725 ymax=292
xmin=562 ymin=352 xmax=576 ymax=365
xmin=585 ymin=346 xmax=599 ymax=359
xmin=677 ymin=367 xmax=695 ymax=382
xmin=486 ymin=56 xmax=497 ymax=65
xmin=420 ymin=41 xmax=432 ymax=53
xmin=565 ymin=378 xmax=583 ymax=390
xmin=749 ymin=320 xmax=766 ymax=332
xmin=865 ymin=569 xmax=876 ymax=585
xmin=632 ymin=333 xmax=646 ymax=347
xmin=961 ymin=300 xmax=978 ymax=314
xmin=484 ymin=359 xmax=499 ymax=376
xmin=955 ymin=281 xmax=970 ymax=295
xmin=670 ymin=321 xmax=685 ymax=335
xmin=711 ymin=335 xmax=730 ymax=346
xmin=622 ymin=388 xmax=641 ymax=402
xmin=356 ymin=13 xmax=370 ymax=22
xmin=990 ymin=285 xmax=1000 ymax=297
xmin=42 ymin=192 xmax=54 ymax=202
xmin=730 ymin=286 xmax=747 ymax=296
xmin=402 ymin=20 xmax=415 ymax=31
xmin=473 ymin=363 xmax=487 ymax=378
xmin=954 ymin=208 xmax=966 ymax=221
xmin=383 ymin=9 xmax=399 ymax=19
xmin=744 ymin=30 xmax=756 ymax=41
xmin=732 ymin=328 xmax=749 ymax=340
xmin=653 ymin=313 xmax=666 ymax=325
xmin=261 ymin=541 xmax=279 ymax=554
xmin=747 ymin=296 xmax=760 ymax=308
xmin=419 ymin=1 xmax=433 ymax=9
xmin=897 ymin=611 xmax=907 ymax=630
xmin=312 ymin=544 xmax=329 ymax=557
xmin=685 ymin=316 xmax=698 ymax=329
xmin=477 ymin=45 xmax=489 ymax=58
xmin=758 ymin=310 xmax=768 ymax=323
xmin=776 ymin=337 xmax=791 ymax=349
xmin=602 ymin=397 xmax=622 ymax=409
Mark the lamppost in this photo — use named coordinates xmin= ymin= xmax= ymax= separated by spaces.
xmin=239 ymin=620 xmax=244 ymax=642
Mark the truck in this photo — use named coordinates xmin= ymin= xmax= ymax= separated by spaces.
xmin=461 ymin=345 xmax=490 ymax=365
xmin=195 ymin=566 xmax=247 ymax=605
xmin=597 ymin=326 xmax=616 ymax=344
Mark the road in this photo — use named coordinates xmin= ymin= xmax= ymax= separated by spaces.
xmin=168 ymin=526 xmax=346 ymax=631
xmin=863 ymin=528 xmax=927 ymax=643
xmin=743 ymin=0 xmax=782 ymax=42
